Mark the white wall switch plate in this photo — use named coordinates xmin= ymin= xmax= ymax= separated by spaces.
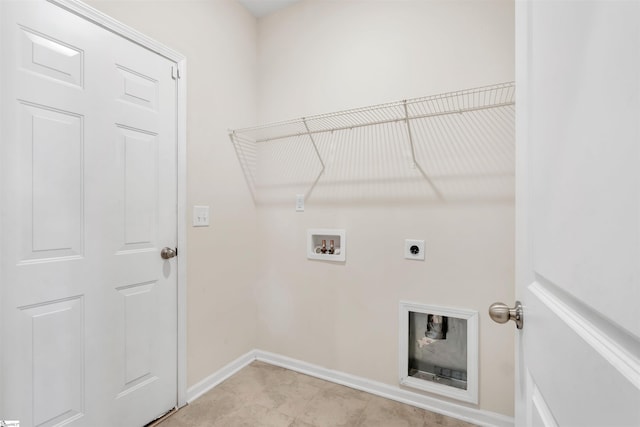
xmin=405 ymin=239 xmax=425 ymax=260
xmin=296 ymin=194 xmax=305 ymax=212
xmin=193 ymin=205 xmax=210 ymax=227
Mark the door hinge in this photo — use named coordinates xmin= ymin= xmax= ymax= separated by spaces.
xmin=171 ymin=65 xmax=181 ymax=80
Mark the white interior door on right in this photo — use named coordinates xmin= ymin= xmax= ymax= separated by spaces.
xmin=515 ymin=1 xmax=640 ymax=426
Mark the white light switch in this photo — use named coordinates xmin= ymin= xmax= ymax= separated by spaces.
xmin=296 ymin=194 xmax=305 ymax=212
xmin=193 ymin=205 xmax=210 ymax=227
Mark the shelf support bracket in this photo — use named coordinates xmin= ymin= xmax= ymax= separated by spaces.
xmin=403 ymin=100 xmax=445 ymax=201
xmin=229 ymin=131 xmax=257 ymax=203
xmin=302 ymin=118 xmax=326 ymax=201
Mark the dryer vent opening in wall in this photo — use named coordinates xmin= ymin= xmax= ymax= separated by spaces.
xmin=409 ymin=312 xmax=466 ymax=390
xmin=399 ymin=302 xmax=479 ymax=404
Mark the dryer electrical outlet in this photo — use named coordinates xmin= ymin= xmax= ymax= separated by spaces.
xmin=405 ymin=239 xmax=425 ymax=260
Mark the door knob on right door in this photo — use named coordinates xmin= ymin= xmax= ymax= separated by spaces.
xmin=489 ymin=301 xmax=523 ymax=329
xmin=161 ymin=247 xmax=177 ymax=259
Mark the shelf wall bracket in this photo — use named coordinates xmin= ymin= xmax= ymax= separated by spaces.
xmin=403 ymin=100 xmax=445 ymax=201
xmin=302 ymin=117 xmax=326 ymax=201
xmin=229 ymin=131 xmax=257 ymax=203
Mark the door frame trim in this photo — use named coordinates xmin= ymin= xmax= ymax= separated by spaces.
xmin=0 ymin=0 xmax=4 ymax=417
xmin=47 ymin=0 xmax=189 ymax=408
xmin=514 ymin=0 xmax=531 ymax=423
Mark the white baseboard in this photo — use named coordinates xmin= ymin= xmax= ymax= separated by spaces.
xmin=186 ymin=350 xmax=257 ymax=402
xmin=187 ymin=349 xmax=514 ymax=427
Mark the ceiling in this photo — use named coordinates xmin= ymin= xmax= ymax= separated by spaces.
xmin=238 ymin=0 xmax=301 ymax=17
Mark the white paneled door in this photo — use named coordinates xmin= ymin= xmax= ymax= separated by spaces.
xmin=514 ymin=1 xmax=640 ymax=426
xmin=1 ymin=1 xmax=178 ymax=426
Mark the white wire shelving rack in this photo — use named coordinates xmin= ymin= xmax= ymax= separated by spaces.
xmin=230 ymin=82 xmax=515 ymax=204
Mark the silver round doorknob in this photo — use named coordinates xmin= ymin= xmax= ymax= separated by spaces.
xmin=489 ymin=301 xmax=523 ymax=329
xmin=489 ymin=302 xmax=510 ymax=323
xmin=161 ymin=247 xmax=177 ymax=259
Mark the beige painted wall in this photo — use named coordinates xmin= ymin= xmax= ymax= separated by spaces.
xmin=257 ymin=0 xmax=515 ymax=122
xmin=85 ymin=0 xmax=260 ymax=387
xmin=86 ymin=0 xmax=515 ymax=417
xmin=254 ymin=0 xmax=515 ymax=416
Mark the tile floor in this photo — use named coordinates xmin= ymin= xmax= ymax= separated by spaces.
xmin=158 ymin=361 xmax=477 ymax=427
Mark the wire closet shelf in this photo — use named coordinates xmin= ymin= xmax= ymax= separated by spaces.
xmin=230 ymin=82 xmax=515 ymax=204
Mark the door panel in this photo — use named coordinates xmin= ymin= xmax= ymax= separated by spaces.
xmin=116 ymin=65 xmax=159 ymax=111
xmin=117 ymin=126 xmax=159 ymax=252
xmin=528 ymin=0 xmax=640 ymax=337
xmin=19 ymin=25 xmax=84 ymax=88
xmin=530 ymin=383 xmax=556 ymax=427
xmin=516 ymin=1 xmax=640 ymax=426
xmin=1 ymin=1 xmax=178 ymax=425
xmin=19 ymin=102 xmax=84 ymax=262
xmin=20 ymin=296 xmax=85 ymax=427
xmin=526 ymin=282 xmax=639 ymax=425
